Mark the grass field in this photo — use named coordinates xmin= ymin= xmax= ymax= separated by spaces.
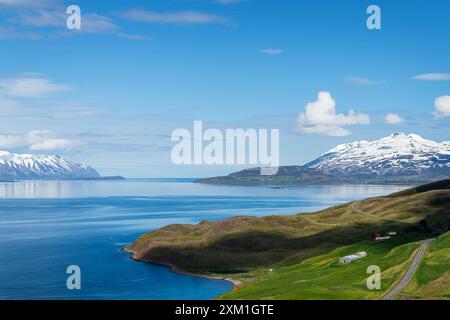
xmin=401 ymin=233 xmax=450 ymax=300
xmin=219 ymin=235 xmax=427 ymax=300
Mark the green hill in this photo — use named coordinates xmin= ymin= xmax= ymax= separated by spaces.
xmin=219 ymin=233 xmax=449 ymax=300
xmin=219 ymin=235 xmax=427 ymax=300
xmin=400 ymin=232 xmax=450 ymax=300
xmin=196 ymin=166 xmax=349 ymax=186
xmin=125 ymin=180 xmax=450 ymax=299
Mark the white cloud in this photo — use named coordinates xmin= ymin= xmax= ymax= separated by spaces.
xmin=14 ymin=9 xmax=64 ymax=27
xmin=30 ymin=138 xmax=79 ymax=151
xmin=345 ymin=76 xmax=381 ymax=85
xmin=15 ymin=10 xmax=119 ymax=34
xmin=434 ymin=95 xmax=450 ymax=118
xmin=294 ymin=91 xmax=370 ymax=137
xmin=120 ymin=9 xmax=229 ymax=25
xmin=10 ymin=9 xmax=149 ymax=40
xmin=259 ymin=48 xmax=283 ymax=56
xmin=0 ymin=77 xmax=71 ymax=98
xmin=413 ymin=73 xmax=450 ymax=81
xmin=0 ymin=130 xmax=80 ymax=151
xmin=385 ymin=113 xmax=403 ymax=124
xmin=0 ymin=0 xmax=56 ymax=7
xmin=79 ymin=13 xmax=120 ymax=34
xmin=296 ymin=125 xmax=351 ymax=137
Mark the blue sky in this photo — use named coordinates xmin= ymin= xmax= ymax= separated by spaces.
xmin=0 ymin=0 xmax=449 ymax=177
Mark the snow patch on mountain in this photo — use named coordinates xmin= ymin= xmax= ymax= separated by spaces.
xmin=0 ymin=151 xmax=100 ymax=180
xmin=305 ymin=133 xmax=450 ymax=178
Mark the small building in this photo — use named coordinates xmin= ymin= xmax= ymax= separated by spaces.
xmin=373 ymin=232 xmax=391 ymax=241
xmin=339 ymin=251 xmax=367 ymax=264
xmin=339 ymin=255 xmax=359 ymax=263
xmin=355 ymin=251 xmax=367 ymax=258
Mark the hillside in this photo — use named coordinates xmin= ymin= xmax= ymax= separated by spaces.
xmin=197 ymin=166 xmax=348 ymax=186
xmin=401 ymin=232 xmax=450 ymax=299
xmin=219 ymin=232 xmax=449 ymax=300
xmin=219 ymin=235 xmax=427 ymax=300
xmin=197 ymin=133 xmax=450 ymax=186
xmin=126 ymin=180 xmax=450 ymax=296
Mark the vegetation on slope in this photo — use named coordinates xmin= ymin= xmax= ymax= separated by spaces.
xmin=196 ymin=166 xmax=449 ymax=186
xmin=196 ymin=166 xmax=348 ymax=186
xmin=219 ymin=235 xmax=426 ymax=300
xmin=126 ymin=180 xmax=449 ymax=299
xmin=401 ymin=232 xmax=450 ymax=300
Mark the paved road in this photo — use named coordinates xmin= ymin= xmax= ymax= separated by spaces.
xmin=382 ymin=238 xmax=434 ymax=300
xmin=351 ymin=200 xmax=392 ymax=221
xmin=351 ymin=200 xmax=435 ymax=300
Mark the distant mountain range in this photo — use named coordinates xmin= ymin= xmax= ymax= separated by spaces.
xmin=198 ymin=165 xmax=348 ymax=185
xmin=0 ymin=151 xmax=101 ymax=180
xmin=198 ymin=133 xmax=450 ymax=185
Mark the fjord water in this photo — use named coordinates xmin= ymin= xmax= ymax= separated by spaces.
xmin=0 ymin=179 xmax=410 ymax=300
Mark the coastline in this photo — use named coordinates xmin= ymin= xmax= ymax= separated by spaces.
xmin=122 ymin=247 xmax=241 ymax=291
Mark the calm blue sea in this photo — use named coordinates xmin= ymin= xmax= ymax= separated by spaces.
xmin=0 ymin=179 xmax=410 ymax=300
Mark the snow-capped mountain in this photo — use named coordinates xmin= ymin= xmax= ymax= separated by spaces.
xmin=0 ymin=151 xmax=100 ymax=180
xmin=305 ymin=133 xmax=450 ymax=181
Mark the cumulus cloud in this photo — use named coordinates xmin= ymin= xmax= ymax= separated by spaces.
xmin=120 ymin=9 xmax=230 ymax=25
xmin=385 ymin=113 xmax=403 ymax=124
xmin=294 ymin=91 xmax=370 ymax=137
xmin=259 ymin=48 xmax=283 ymax=56
xmin=0 ymin=77 xmax=71 ymax=98
xmin=413 ymin=73 xmax=450 ymax=81
xmin=0 ymin=130 xmax=80 ymax=151
xmin=434 ymin=95 xmax=450 ymax=118
xmin=345 ymin=76 xmax=382 ymax=85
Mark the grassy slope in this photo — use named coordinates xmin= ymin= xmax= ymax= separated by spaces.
xmin=219 ymin=235 xmax=426 ymax=300
xmin=126 ymin=180 xmax=450 ymax=299
xmin=400 ymin=232 xmax=450 ymax=300
xmin=196 ymin=166 xmax=347 ymax=186
xmin=221 ymin=233 xmax=450 ymax=300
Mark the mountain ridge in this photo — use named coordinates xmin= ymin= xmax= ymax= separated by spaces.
xmin=0 ymin=151 xmax=100 ymax=180
xmin=305 ymin=132 xmax=450 ymax=179
xmin=197 ymin=133 xmax=450 ymax=185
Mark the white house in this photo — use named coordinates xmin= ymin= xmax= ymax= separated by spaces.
xmin=339 ymin=251 xmax=367 ymax=264
xmin=339 ymin=255 xmax=359 ymax=263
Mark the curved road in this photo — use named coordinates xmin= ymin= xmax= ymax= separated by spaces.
xmin=351 ymin=200 xmax=393 ymax=221
xmin=381 ymin=238 xmax=434 ymax=300
xmin=351 ymin=200 xmax=435 ymax=300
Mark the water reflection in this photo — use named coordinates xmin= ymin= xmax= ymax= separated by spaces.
xmin=0 ymin=179 xmax=412 ymax=199
xmin=0 ymin=181 xmax=96 ymax=198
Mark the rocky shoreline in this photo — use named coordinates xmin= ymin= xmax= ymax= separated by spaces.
xmin=122 ymin=247 xmax=241 ymax=291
